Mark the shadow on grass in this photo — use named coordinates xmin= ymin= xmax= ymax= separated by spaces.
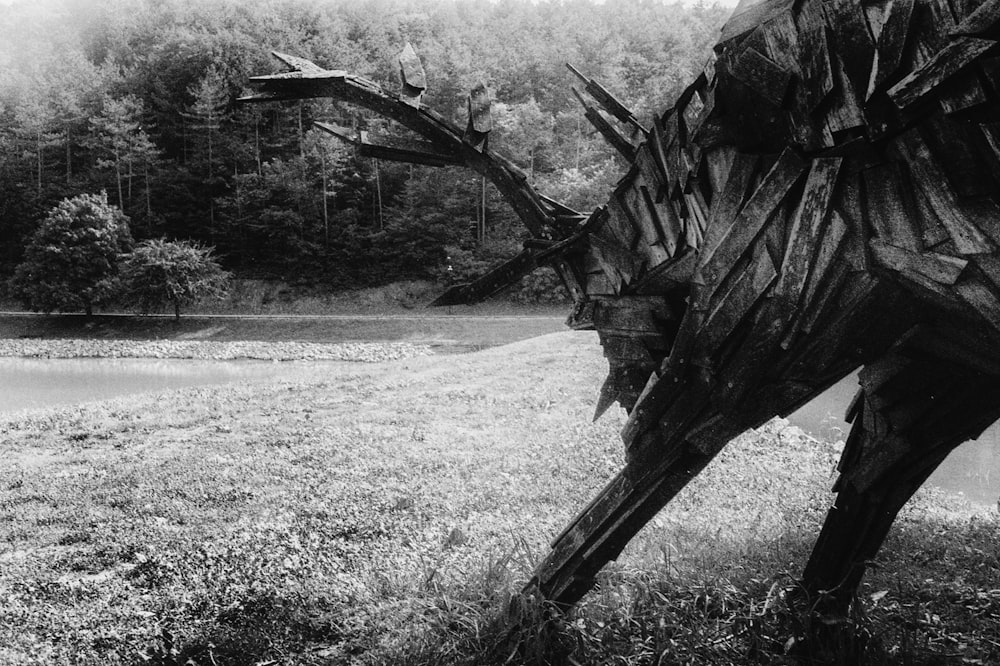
xmin=135 ymin=507 xmax=998 ymax=666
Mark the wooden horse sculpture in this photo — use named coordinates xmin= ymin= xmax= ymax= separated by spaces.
xmin=245 ymin=0 xmax=1000 ymax=612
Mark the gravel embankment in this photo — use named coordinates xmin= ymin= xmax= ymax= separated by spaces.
xmin=0 ymin=339 xmax=433 ymax=362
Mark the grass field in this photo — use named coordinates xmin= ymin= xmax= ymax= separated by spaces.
xmin=0 ymin=332 xmax=997 ymax=665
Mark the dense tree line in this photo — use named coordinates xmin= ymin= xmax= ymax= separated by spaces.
xmin=0 ymin=0 xmax=728 ymax=293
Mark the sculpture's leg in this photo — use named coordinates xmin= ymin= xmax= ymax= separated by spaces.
xmin=529 ymin=379 xmax=762 ymax=606
xmin=801 ymin=348 xmax=1000 ymax=613
xmin=529 ymin=445 xmax=717 ymax=606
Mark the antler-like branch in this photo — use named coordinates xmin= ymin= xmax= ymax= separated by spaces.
xmin=241 ymin=50 xmax=585 ymax=240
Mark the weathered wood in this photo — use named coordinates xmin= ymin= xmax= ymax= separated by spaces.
xmin=867 ymin=0 xmax=916 ymax=97
xmin=893 ymin=131 xmax=996 ymax=254
xmin=869 ymin=239 xmax=968 ymax=284
xmin=730 ymin=46 xmax=793 ymax=105
xmin=861 ymin=161 xmax=921 ymax=251
xmin=397 ymin=42 xmax=426 ymax=107
xmin=955 ymin=279 xmax=1000 ymax=329
xmin=717 ymin=0 xmax=796 ymax=50
xmin=698 ymin=147 xmax=807 ymax=285
xmin=566 ymin=63 xmax=646 ymax=134
xmin=314 ymin=122 xmax=462 ymax=167
xmin=825 ymin=0 xmax=877 ymax=98
xmin=698 ymin=247 xmax=777 ymax=351
xmin=950 ymin=0 xmax=1000 ymax=36
xmin=888 ymin=37 xmax=997 ymax=109
xmin=774 ymin=157 xmax=843 ymax=300
xmin=630 ymin=248 xmax=699 ymax=295
xmin=573 ymin=87 xmax=638 ymax=162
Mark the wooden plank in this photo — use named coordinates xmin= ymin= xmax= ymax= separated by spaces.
xmin=699 ymin=151 xmax=759 ymax=265
xmin=467 ymin=82 xmax=492 ymax=133
xmin=589 ymin=233 xmax=644 ymax=287
xmin=894 ymin=130 xmax=997 ymax=254
xmin=314 ymin=123 xmax=461 ymax=167
xmin=683 ymin=191 xmax=707 ymax=250
xmin=699 ymin=148 xmax=807 ymax=286
xmin=730 ymin=46 xmax=792 ymax=106
xmin=923 ymin=116 xmax=994 ymax=197
xmin=397 ymin=42 xmax=426 ymax=107
xmin=938 ymin=70 xmax=989 ymax=114
xmin=620 ymin=182 xmax=665 ymax=254
xmin=631 ymin=248 xmax=699 ymax=295
xmin=799 ymin=263 xmax=852 ymax=335
xmin=640 ymin=185 xmax=677 ymax=256
xmin=955 ymin=279 xmax=1000 ymax=330
xmin=607 ymin=196 xmax=641 ymax=250
xmin=887 ymin=37 xmax=997 ymax=109
xmin=593 ymin=297 xmax=673 ymax=334
xmin=823 ymin=51 xmax=867 ymax=137
xmin=598 ymin=334 xmax=656 ymax=363
xmin=586 ymin=272 xmax=616 ymax=296
xmin=802 ymin=27 xmax=836 ymax=112
xmin=825 ymin=0 xmax=877 ymax=97
xmin=973 ymin=254 xmax=1000 ymax=292
xmin=781 ymin=210 xmax=850 ymax=349
xmin=869 ymin=238 xmax=969 ymax=284
xmin=867 ymin=0 xmax=916 ymax=97
xmin=861 ymin=161 xmax=921 ymax=251
xmin=864 ymin=0 xmax=894 ymax=41
xmin=566 ymin=63 xmax=645 ymax=132
xmin=950 ymin=0 xmax=1000 ymax=36
xmin=802 ymin=211 xmax=850 ymax=309
xmin=697 ymin=247 xmax=778 ymax=351
xmin=717 ymin=0 xmax=796 ymax=50
xmin=635 ymin=145 xmax=668 ymax=203
xmin=774 ymin=158 xmax=843 ymax=301
xmin=977 ymin=122 xmax=1000 ymax=185
xmin=576 ymin=91 xmax=637 ymax=162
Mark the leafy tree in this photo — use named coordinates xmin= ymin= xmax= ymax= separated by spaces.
xmin=9 ymin=191 xmax=133 ymax=316
xmin=121 ymin=238 xmax=230 ymax=319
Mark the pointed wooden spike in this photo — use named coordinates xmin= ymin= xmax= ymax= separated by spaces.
xmin=565 ymin=63 xmax=647 ymax=135
xmin=594 ymin=373 xmax=624 ymax=421
xmin=572 ymin=87 xmax=638 ymax=162
xmin=398 ymin=43 xmax=426 ymax=90
xmin=397 ymin=42 xmax=426 ymax=108
xmin=271 ymin=51 xmax=326 ymax=74
xmin=468 ymin=82 xmax=492 ymax=133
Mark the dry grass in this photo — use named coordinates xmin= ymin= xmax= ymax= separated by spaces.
xmin=0 ymin=331 xmax=997 ymax=665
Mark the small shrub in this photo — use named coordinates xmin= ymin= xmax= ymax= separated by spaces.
xmin=121 ymin=239 xmax=230 ymax=319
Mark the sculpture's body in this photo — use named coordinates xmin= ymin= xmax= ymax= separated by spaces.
xmin=246 ymin=0 xmax=1000 ymax=611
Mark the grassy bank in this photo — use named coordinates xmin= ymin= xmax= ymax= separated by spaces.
xmin=0 ymin=332 xmax=997 ymax=665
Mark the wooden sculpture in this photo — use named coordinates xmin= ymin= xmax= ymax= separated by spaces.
xmin=244 ymin=0 xmax=1000 ymax=612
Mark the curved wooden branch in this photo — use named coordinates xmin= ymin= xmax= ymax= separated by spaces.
xmin=241 ymin=51 xmax=585 ymax=241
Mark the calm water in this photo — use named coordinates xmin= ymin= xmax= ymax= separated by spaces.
xmin=0 ymin=357 xmax=293 ymax=413
xmin=789 ymin=371 xmax=1000 ymax=506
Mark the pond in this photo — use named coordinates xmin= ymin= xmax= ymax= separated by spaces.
xmin=789 ymin=372 xmax=1000 ymax=506
xmin=0 ymin=356 xmax=297 ymax=413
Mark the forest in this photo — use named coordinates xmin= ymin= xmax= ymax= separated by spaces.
xmin=0 ymin=0 xmax=730 ymax=298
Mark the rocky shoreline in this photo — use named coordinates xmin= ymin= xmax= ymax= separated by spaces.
xmin=0 ymin=338 xmax=433 ymax=362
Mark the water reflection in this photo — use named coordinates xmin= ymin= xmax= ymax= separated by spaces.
xmin=789 ymin=371 xmax=1000 ymax=506
xmin=0 ymin=357 xmax=292 ymax=414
